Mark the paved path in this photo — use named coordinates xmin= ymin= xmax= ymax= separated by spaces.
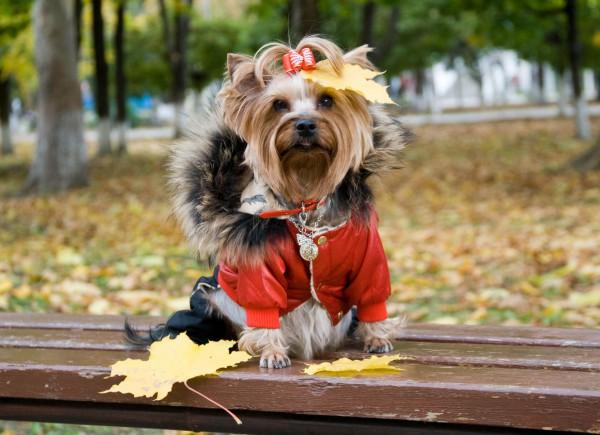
xmin=13 ymin=126 xmax=174 ymax=145
xmin=401 ymin=103 xmax=600 ymax=125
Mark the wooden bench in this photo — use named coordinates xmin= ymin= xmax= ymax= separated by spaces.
xmin=1 ymin=313 xmax=600 ymax=434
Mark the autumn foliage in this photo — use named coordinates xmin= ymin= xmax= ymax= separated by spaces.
xmin=1 ymin=119 xmax=600 ymax=326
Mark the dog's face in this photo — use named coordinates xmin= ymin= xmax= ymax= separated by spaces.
xmin=219 ymin=37 xmax=375 ymax=203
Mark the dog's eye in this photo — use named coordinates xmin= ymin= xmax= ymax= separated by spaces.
xmin=273 ymin=99 xmax=289 ymax=112
xmin=318 ymin=94 xmax=333 ymax=109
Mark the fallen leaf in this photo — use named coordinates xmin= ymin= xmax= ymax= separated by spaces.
xmin=87 ymin=298 xmax=111 ymax=315
xmin=301 ymin=60 xmax=395 ymax=104
xmin=303 ymin=354 xmax=405 ymax=375
xmin=114 ymin=289 xmax=161 ymax=306
xmin=568 ymin=288 xmax=600 ymax=308
xmin=0 ymin=279 xmax=12 ymax=294
xmin=0 ymin=294 xmax=8 ymax=310
xmin=56 ymin=247 xmax=84 ymax=266
xmin=101 ymin=336 xmax=251 ymax=400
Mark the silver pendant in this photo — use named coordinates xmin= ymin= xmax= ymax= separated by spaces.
xmin=296 ymin=234 xmax=319 ymax=261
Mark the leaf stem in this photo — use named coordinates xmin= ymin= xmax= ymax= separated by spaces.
xmin=183 ymin=380 xmax=242 ymax=425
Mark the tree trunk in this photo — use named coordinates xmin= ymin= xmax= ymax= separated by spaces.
xmin=536 ymin=60 xmax=546 ymax=104
xmin=290 ymin=0 xmax=319 ymax=42
xmin=171 ymin=0 xmax=192 ymax=138
xmin=456 ymin=59 xmax=465 ymax=108
xmin=469 ymin=62 xmax=484 ymax=107
xmin=0 ymin=77 xmax=13 ymax=156
xmin=114 ymin=0 xmax=127 ymax=153
xmin=74 ymin=0 xmax=83 ymax=59
xmin=558 ymin=69 xmax=569 ymax=116
xmin=572 ymin=137 xmax=600 ymax=171
xmin=414 ymin=68 xmax=426 ymax=111
xmin=373 ymin=5 xmax=399 ymax=65
xmin=92 ymin=0 xmax=111 ymax=154
xmin=427 ymin=67 xmax=440 ymax=114
xmin=566 ymin=0 xmax=590 ymax=139
xmin=594 ymin=70 xmax=600 ymax=101
xmin=360 ymin=1 xmax=375 ymax=47
xmin=158 ymin=0 xmax=172 ymax=57
xmin=26 ymin=0 xmax=87 ymax=192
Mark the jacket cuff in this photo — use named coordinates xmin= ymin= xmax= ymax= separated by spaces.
xmin=246 ymin=308 xmax=281 ymax=329
xmin=357 ymin=302 xmax=388 ymax=323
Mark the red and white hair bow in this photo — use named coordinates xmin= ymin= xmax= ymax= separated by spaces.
xmin=282 ymin=48 xmax=317 ymax=75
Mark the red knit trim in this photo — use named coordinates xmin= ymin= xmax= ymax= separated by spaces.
xmin=246 ymin=308 xmax=281 ymax=329
xmin=357 ymin=302 xmax=388 ymax=323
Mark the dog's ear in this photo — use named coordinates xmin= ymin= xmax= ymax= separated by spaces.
xmin=226 ymin=53 xmax=260 ymax=94
xmin=226 ymin=53 xmax=251 ymax=79
xmin=343 ymin=45 xmax=376 ymax=71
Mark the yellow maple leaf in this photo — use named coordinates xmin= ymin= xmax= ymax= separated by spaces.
xmin=301 ymin=60 xmax=395 ymax=105
xmin=101 ymin=336 xmax=252 ymax=400
xmin=303 ymin=354 xmax=405 ymax=375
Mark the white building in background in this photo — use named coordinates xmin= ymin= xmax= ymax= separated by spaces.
xmin=401 ymin=49 xmax=597 ymax=112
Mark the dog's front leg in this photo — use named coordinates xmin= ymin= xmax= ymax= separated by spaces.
xmin=238 ymin=327 xmax=291 ymax=369
xmin=356 ymin=318 xmax=404 ymax=354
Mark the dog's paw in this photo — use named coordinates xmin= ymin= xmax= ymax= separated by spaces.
xmin=364 ymin=337 xmax=393 ymax=354
xmin=259 ymin=351 xmax=291 ymax=369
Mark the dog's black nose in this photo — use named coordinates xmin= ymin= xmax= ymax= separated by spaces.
xmin=295 ymin=119 xmax=317 ymax=137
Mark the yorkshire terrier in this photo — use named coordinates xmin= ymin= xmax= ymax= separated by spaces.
xmin=128 ymin=36 xmax=408 ymax=369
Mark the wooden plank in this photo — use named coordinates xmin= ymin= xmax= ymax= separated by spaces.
xmin=2 ymin=347 xmax=600 ymax=432
xmin=400 ymin=323 xmax=600 ymax=348
xmin=0 ymin=399 xmax=537 ymax=435
xmin=3 ymin=328 xmax=600 ymax=372
xmin=2 ymin=313 xmax=600 ymax=348
xmin=0 ymin=313 xmax=160 ymax=331
xmin=0 ymin=328 xmax=145 ymax=351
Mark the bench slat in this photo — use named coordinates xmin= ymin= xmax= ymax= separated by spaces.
xmin=2 ymin=398 xmax=518 ymax=435
xmin=3 ymin=328 xmax=600 ymax=372
xmin=2 ymin=313 xmax=600 ymax=348
xmin=3 ymin=347 xmax=600 ymax=392
xmin=401 ymin=323 xmax=600 ymax=348
xmin=2 ymin=346 xmax=600 ymax=433
xmin=3 ymin=313 xmax=600 ymax=433
xmin=0 ymin=313 xmax=160 ymax=331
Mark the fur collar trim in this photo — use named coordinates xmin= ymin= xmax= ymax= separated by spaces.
xmin=169 ymin=105 xmax=409 ymax=266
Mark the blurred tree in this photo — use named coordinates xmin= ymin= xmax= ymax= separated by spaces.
xmin=0 ymin=77 xmax=10 ymax=155
xmin=443 ymin=0 xmax=594 ymax=136
xmin=241 ymin=0 xmax=288 ymax=48
xmin=359 ymin=1 xmax=376 ymax=47
xmin=158 ymin=0 xmax=192 ymax=138
xmin=573 ymin=135 xmax=600 ymax=171
xmin=571 ymin=0 xmax=600 ymax=170
xmin=290 ymin=0 xmax=319 ymax=40
xmin=74 ymin=0 xmax=83 ymax=59
xmin=0 ymin=0 xmax=33 ymax=155
xmin=188 ymin=19 xmax=242 ymax=90
xmin=92 ymin=0 xmax=111 ymax=154
xmin=26 ymin=0 xmax=87 ymax=192
xmin=566 ymin=0 xmax=590 ymax=139
xmin=124 ymin=14 xmax=169 ymax=97
xmin=114 ymin=0 xmax=127 ymax=152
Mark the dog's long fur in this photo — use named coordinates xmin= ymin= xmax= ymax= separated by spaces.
xmin=163 ymin=36 xmax=409 ymax=366
xmin=169 ymin=105 xmax=408 ymax=267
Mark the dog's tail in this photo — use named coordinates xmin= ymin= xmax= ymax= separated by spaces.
xmin=123 ymin=268 xmax=237 ymax=347
xmin=123 ymin=319 xmax=171 ymax=346
xmin=124 ymin=311 xmax=236 ymax=347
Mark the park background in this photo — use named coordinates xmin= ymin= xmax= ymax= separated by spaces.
xmin=1 ymin=0 xmax=600 ymax=432
xmin=2 ymin=0 xmax=600 ymax=328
